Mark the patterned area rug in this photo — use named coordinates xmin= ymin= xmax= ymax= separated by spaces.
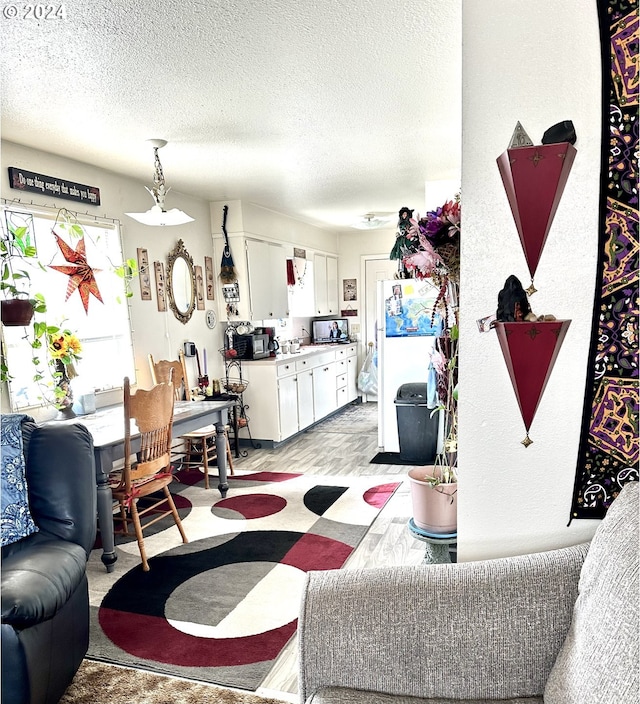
xmin=88 ymin=471 xmax=399 ymax=691
xmin=570 ymin=0 xmax=639 ymax=520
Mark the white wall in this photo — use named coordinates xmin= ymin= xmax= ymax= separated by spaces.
xmin=1 ymin=140 xmax=222 ymax=408
xmin=458 ymin=0 xmax=602 ymax=560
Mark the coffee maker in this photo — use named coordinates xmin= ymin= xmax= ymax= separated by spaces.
xmin=256 ymin=326 xmax=279 ymax=356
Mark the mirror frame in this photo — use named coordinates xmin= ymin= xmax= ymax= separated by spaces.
xmin=166 ymin=239 xmax=196 ymax=324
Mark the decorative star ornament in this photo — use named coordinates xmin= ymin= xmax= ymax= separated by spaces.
xmin=49 ymin=233 xmax=103 ymax=313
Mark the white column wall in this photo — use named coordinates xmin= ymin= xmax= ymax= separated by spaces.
xmin=458 ymin=0 xmax=603 ymax=560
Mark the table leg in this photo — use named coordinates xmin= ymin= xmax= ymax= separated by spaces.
xmin=215 ymin=421 xmax=228 ymax=497
xmin=94 ymin=449 xmax=117 ymax=572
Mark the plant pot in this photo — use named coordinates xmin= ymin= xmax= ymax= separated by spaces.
xmin=1 ymin=299 xmax=34 ymax=326
xmin=408 ymin=466 xmax=457 ymax=534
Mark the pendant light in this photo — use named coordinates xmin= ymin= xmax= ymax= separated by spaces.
xmin=125 ymin=139 xmax=194 ymax=226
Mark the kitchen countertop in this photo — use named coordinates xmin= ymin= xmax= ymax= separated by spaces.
xmin=245 ymin=343 xmax=355 ymax=364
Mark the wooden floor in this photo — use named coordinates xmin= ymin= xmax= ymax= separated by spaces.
xmin=232 ymin=400 xmax=426 ymax=699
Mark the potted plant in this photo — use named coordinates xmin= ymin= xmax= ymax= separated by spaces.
xmin=0 ymin=214 xmax=46 ymax=326
xmin=397 ymin=196 xmax=461 ymax=534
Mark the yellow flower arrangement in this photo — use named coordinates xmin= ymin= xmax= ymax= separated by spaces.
xmin=47 ymin=329 xmax=82 ymax=367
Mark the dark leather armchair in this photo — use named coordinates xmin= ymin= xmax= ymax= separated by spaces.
xmin=1 ymin=421 xmax=97 ymax=704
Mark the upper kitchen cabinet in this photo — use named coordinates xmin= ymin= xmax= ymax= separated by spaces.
xmin=246 ymin=239 xmax=289 ymax=320
xmin=288 ymin=255 xmax=315 ymax=317
xmin=313 ymin=253 xmax=339 ymax=316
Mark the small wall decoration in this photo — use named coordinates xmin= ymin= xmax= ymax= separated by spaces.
xmin=293 ymin=247 xmax=306 ymax=259
xmin=204 ymin=256 xmax=215 ymax=299
xmin=222 ymin=282 xmax=240 ymax=302
xmin=195 ymin=265 xmax=205 ymax=310
xmin=343 ymin=278 xmax=357 ymax=301
xmin=496 ymin=123 xmax=576 ymax=294
xmin=154 ymin=261 xmax=166 ymax=312
xmin=341 ymin=307 xmax=358 ymax=317
xmin=49 ymin=233 xmax=103 ymax=313
xmin=8 ymin=167 xmax=101 ymax=206
xmin=137 ymin=248 xmax=152 ymax=300
xmin=222 ymin=282 xmax=240 ymax=317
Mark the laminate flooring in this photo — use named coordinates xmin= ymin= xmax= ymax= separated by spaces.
xmin=233 ymin=400 xmax=426 ymax=698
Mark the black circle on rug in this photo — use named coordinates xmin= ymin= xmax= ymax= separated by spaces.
xmin=111 ymin=492 xmax=193 ymax=545
xmin=98 ymin=529 xmax=353 ymax=667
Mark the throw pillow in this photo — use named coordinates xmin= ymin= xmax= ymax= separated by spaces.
xmin=1 ymin=414 xmax=39 ymax=547
xmin=544 ymin=481 xmax=639 ymax=703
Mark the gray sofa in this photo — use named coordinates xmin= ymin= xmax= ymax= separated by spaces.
xmin=298 ymin=482 xmax=638 ymax=704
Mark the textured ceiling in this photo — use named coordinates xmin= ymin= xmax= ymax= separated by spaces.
xmin=1 ymin=0 xmax=461 ymax=231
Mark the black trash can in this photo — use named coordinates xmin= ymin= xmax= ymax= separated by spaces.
xmin=394 ymin=383 xmax=438 ymax=463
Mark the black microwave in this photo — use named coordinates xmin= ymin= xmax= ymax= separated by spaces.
xmin=233 ymin=333 xmax=270 ymax=360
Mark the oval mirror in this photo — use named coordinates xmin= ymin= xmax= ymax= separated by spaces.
xmin=166 ymin=239 xmax=196 ymax=324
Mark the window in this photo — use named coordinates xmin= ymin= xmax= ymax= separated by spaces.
xmin=2 ymin=205 xmax=136 ymax=410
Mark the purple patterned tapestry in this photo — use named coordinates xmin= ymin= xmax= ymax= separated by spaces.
xmin=570 ymin=0 xmax=639 ymax=522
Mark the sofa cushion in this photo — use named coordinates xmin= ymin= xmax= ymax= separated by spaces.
xmin=1 ymin=414 xmax=38 ymax=548
xmin=544 ymin=481 xmax=639 ymax=703
xmin=1 ymin=535 xmax=88 ymax=627
xmin=307 ymin=688 xmax=542 ymax=704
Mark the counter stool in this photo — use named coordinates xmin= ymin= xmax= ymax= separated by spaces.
xmin=148 ymin=353 xmax=234 ymax=488
xmin=407 ymin=518 xmax=457 ymax=564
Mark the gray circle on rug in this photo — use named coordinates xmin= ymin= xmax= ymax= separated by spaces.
xmin=165 ymin=561 xmax=280 ymax=627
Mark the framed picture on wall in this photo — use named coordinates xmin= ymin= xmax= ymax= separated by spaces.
xmin=195 ymin=265 xmax=205 ymax=310
xmin=137 ymin=247 xmax=152 ymax=300
xmin=154 ymin=261 xmax=166 ymax=312
xmin=204 ymin=256 xmax=215 ymax=300
xmin=343 ymin=278 xmax=357 ymax=301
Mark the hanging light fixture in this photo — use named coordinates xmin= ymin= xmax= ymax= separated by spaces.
xmin=350 ymin=212 xmax=396 ymax=230
xmin=125 ymin=139 xmax=194 ymax=226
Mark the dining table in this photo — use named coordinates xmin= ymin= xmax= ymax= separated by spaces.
xmin=44 ymin=399 xmax=236 ymax=572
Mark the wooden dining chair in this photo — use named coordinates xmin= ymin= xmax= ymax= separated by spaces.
xmin=111 ymin=376 xmax=188 ymax=571
xmin=148 ymin=352 xmax=235 ymax=489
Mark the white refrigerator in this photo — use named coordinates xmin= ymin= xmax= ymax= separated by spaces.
xmin=376 ymin=278 xmax=442 ymax=453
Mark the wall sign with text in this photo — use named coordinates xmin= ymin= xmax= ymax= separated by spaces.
xmin=8 ymin=167 xmax=101 ymax=206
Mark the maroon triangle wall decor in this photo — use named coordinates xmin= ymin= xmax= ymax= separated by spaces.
xmin=494 ymin=320 xmax=572 ymax=439
xmin=497 ymin=142 xmax=577 ymax=280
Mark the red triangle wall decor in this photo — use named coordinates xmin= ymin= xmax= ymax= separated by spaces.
xmin=494 ymin=320 xmax=572 ymax=445
xmin=497 ymin=143 xmax=577 ymax=281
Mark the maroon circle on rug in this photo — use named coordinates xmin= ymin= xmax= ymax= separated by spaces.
xmin=211 ymin=493 xmax=287 ymax=519
xmin=363 ymin=482 xmax=400 ymax=508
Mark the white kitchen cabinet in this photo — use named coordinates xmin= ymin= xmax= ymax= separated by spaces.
xmin=277 ymin=373 xmax=299 ymax=439
xmin=297 ymin=368 xmax=315 ymax=429
xmin=313 ymin=360 xmax=337 ymax=419
xmin=313 ymin=253 xmax=339 ymax=316
xmin=246 ymin=239 xmax=289 ymax=320
xmin=326 ymin=255 xmax=339 ymax=314
xmin=313 ymin=253 xmax=327 ymax=315
xmin=288 ymin=256 xmax=315 ymax=317
xmin=346 ymin=352 xmax=358 ymax=402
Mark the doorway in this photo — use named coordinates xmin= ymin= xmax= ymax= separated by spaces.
xmin=361 ymin=256 xmax=398 ymax=404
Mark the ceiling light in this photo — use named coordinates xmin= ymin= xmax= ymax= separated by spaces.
xmin=350 ymin=213 xmax=396 ymax=230
xmin=125 ymin=139 xmax=194 ymax=226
